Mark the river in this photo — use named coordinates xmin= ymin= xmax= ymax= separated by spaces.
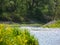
xmin=20 ymin=26 xmax=60 ymax=45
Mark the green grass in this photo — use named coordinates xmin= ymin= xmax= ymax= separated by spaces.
xmin=43 ymin=20 xmax=60 ymax=28
xmin=0 ymin=22 xmax=43 ymax=27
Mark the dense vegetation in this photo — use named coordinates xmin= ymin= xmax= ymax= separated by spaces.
xmin=0 ymin=0 xmax=60 ymax=23
xmin=0 ymin=24 xmax=38 ymax=45
xmin=43 ymin=20 xmax=60 ymax=28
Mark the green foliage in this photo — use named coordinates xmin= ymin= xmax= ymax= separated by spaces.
xmin=43 ymin=20 xmax=60 ymax=28
xmin=0 ymin=0 xmax=60 ymax=23
xmin=0 ymin=24 xmax=38 ymax=45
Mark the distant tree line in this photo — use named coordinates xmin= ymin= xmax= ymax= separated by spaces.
xmin=0 ymin=0 xmax=60 ymax=23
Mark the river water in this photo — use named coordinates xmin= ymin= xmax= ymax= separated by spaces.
xmin=21 ymin=26 xmax=60 ymax=45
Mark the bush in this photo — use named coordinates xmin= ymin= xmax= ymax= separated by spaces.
xmin=0 ymin=24 xmax=38 ymax=45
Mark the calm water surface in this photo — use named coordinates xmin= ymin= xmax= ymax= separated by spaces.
xmin=21 ymin=26 xmax=60 ymax=45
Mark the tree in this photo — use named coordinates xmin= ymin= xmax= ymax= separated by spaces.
xmin=54 ymin=0 xmax=60 ymax=20
xmin=0 ymin=0 xmax=60 ymax=23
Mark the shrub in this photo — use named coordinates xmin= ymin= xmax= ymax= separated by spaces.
xmin=0 ymin=24 xmax=38 ymax=45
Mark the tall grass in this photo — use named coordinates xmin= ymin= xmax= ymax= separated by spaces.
xmin=0 ymin=24 xmax=39 ymax=45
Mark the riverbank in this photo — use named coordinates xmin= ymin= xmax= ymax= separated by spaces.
xmin=43 ymin=20 xmax=60 ymax=28
xmin=0 ymin=22 xmax=43 ymax=27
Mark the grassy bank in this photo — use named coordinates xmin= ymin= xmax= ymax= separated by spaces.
xmin=0 ymin=22 xmax=43 ymax=27
xmin=0 ymin=24 xmax=38 ymax=45
xmin=43 ymin=20 xmax=60 ymax=28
